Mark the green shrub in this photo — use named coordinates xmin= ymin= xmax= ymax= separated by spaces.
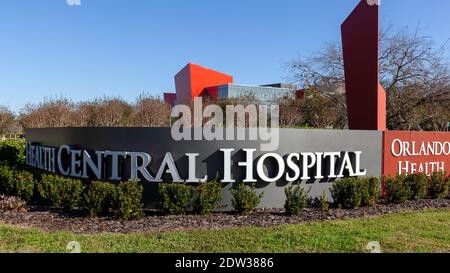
xmin=193 ymin=181 xmax=223 ymax=215
xmin=330 ymin=177 xmax=362 ymax=209
xmin=404 ymin=173 xmax=428 ymax=200
xmin=0 ymin=165 xmax=35 ymax=202
xmin=113 ymin=181 xmax=144 ymax=220
xmin=0 ymin=165 xmax=14 ymax=194
xmin=230 ymin=182 xmax=263 ymax=214
xmin=159 ymin=183 xmax=194 ymax=215
xmin=360 ymin=177 xmax=380 ymax=207
xmin=384 ymin=175 xmax=410 ymax=204
xmin=0 ymin=140 xmax=26 ymax=167
xmin=428 ymin=172 xmax=449 ymax=199
xmin=284 ymin=185 xmax=308 ymax=216
xmin=84 ymin=182 xmax=116 ymax=217
xmin=37 ymin=174 xmax=85 ymax=209
xmin=317 ymin=191 xmax=330 ymax=213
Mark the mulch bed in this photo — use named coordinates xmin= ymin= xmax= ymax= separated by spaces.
xmin=1 ymin=199 xmax=449 ymax=234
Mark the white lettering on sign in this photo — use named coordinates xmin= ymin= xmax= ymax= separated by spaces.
xmin=391 ymin=139 xmax=448 ymax=175
xmin=398 ymin=161 xmax=445 ymax=175
xmin=26 ymin=143 xmax=368 ymax=183
xmin=391 ymin=139 xmax=450 ymax=157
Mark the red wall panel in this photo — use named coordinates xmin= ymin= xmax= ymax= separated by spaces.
xmin=174 ymin=64 xmax=192 ymax=104
xmin=174 ymin=63 xmax=233 ymax=104
xmin=383 ymin=131 xmax=450 ymax=177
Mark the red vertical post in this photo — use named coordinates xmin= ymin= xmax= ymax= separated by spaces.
xmin=341 ymin=0 xmax=386 ymax=131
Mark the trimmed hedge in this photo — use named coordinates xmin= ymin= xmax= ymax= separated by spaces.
xmin=0 ymin=146 xmax=448 ymax=220
xmin=284 ymin=185 xmax=308 ymax=216
xmin=330 ymin=177 xmax=362 ymax=209
xmin=159 ymin=181 xmax=223 ymax=215
xmin=428 ymin=172 xmax=449 ymax=199
xmin=331 ymin=177 xmax=381 ymax=209
xmin=384 ymin=175 xmax=410 ymax=204
xmin=0 ymin=162 xmax=144 ymax=219
xmin=384 ymin=172 xmax=448 ymax=203
xmin=0 ymin=165 xmax=35 ymax=202
xmin=84 ymin=181 xmax=116 ymax=217
xmin=0 ymin=140 xmax=26 ymax=167
xmin=360 ymin=177 xmax=380 ymax=207
xmin=159 ymin=183 xmax=194 ymax=215
xmin=404 ymin=173 xmax=428 ymax=200
xmin=317 ymin=191 xmax=330 ymax=212
xmin=230 ymin=182 xmax=263 ymax=214
xmin=193 ymin=181 xmax=223 ymax=215
xmin=37 ymin=174 xmax=85 ymax=210
xmin=84 ymin=181 xmax=145 ymax=220
xmin=114 ymin=181 xmax=144 ymax=220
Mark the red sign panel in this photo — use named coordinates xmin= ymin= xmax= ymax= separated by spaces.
xmin=383 ymin=131 xmax=450 ymax=177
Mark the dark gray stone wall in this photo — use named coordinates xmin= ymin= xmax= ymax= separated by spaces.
xmin=25 ymin=128 xmax=383 ymax=209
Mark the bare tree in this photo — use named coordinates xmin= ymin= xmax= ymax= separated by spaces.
xmin=278 ymin=96 xmax=303 ymax=128
xmin=76 ymin=103 xmax=98 ymax=127
xmin=19 ymin=98 xmax=78 ymax=128
xmin=78 ymin=97 xmax=133 ymax=127
xmin=132 ymin=95 xmax=171 ymax=127
xmin=380 ymin=28 xmax=450 ymax=130
xmin=0 ymin=106 xmax=16 ymax=135
xmin=287 ymin=26 xmax=450 ymax=131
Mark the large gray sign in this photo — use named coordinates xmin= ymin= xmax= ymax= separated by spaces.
xmin=25 ymin=128 xmax=383 ymax=209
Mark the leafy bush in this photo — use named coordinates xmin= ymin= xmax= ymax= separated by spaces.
xmin=0 ymin=140 xmax=26 ymax=167
xmin=317 ymin=191 xmax=330 ymax=213
xmin=193 ymin=181 xmax=223 ymax=215
xmin=428 ymin=172 xmax=449 ymax=199
xmin=404 ymin=173 xmax=428 ymax=200
xmin=360 ymin=177 xmax=380 ymax=207
xmin=330 ymin=177 xmax=363 ymax=209
xmin=37 ymin=174 xmax=85 ymax=209
xmin=0 ymin=194 xmax=27 ymax=212
xmin=84 ymin=182 xmax=116 ymax=217
xmin=159 ymin=183 xmax=194 ymax=215
xmin=384 ymin=175 xmax=410 ymax=204
xmin=0 ymin=165 xmax=14 ymax=195
xmin=230 ymin=182 xmax=263 ymax=214
xmin=113 ymin=181 xmax=144 ymax=220
xmin=0 ymin=165 xmax=35 ymax=202
xmin=284 ymin=185 xmax=308 ymax=216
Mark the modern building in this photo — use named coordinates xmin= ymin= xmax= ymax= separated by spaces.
xmin=203 ymin=84 xmax=294 ymax=103
xmin=164 ymin=63 xmax=299 ymax=106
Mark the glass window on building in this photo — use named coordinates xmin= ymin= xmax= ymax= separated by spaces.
xmin=222 ymin=84 xmax=293 ymax=104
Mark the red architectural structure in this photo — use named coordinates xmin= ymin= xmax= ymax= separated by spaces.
xmin=165 ymin=63 xmax=302 ymax=105
xmin=163 ymin=93 xmax=177 ymax=107
xmin=162 ymin=1 xmax=448 ymax=180
xmin=341 ymin=0 xmax=387 ymax=131
xmin=342 ymin=1 xmax=449 ymax=179
xmin=384 ymin=131 xmax=450 ymax=177
xmin=174 ymin=63 xmax=234 ymax=104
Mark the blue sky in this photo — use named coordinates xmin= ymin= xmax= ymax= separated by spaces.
xmin=1 ymin=0 xmax=449 ymax=112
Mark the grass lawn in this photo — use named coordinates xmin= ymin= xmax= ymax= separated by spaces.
xmin=0 ymin=209 xmax=449 ymax=253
